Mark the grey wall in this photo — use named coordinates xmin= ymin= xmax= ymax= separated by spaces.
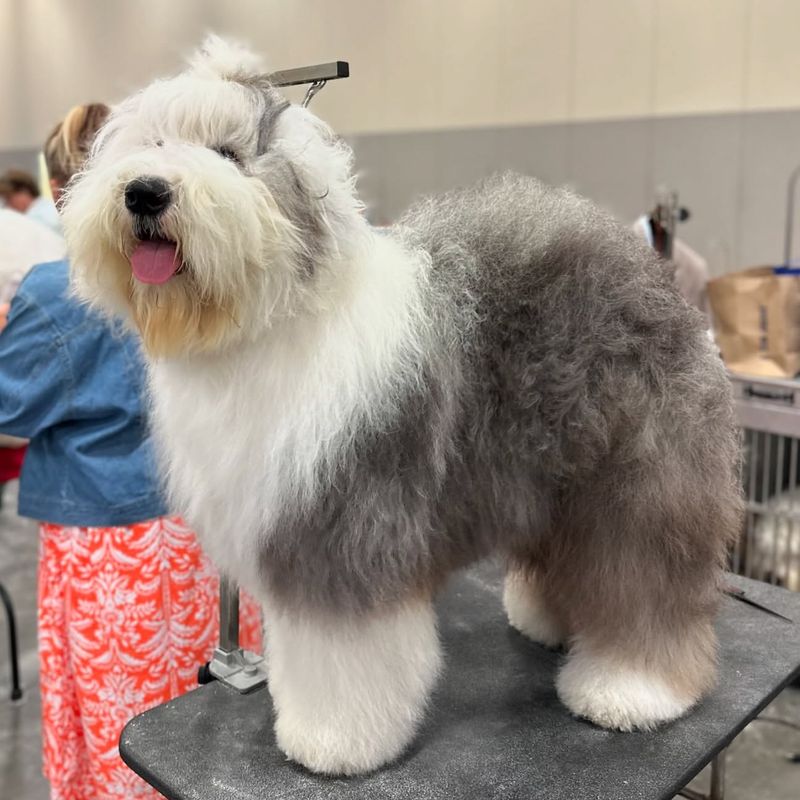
xmin=3 ymin=107 xmax=799 ymax=277
xmin=349 ymin=108 xmax=800 ymax=278
xmin=0 ymin=149 xmax=38 ymax=175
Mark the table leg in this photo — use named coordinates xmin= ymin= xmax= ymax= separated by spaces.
xmin=709 ymin=749 xmax=726 ymax=800
xmin=678 ymin=749 xmax=726 ymax=800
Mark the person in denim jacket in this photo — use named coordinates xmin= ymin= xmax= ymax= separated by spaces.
xmin=0 ymin=103 xmax=262 ymax=800
xmin=0 ymin=259 xmax=166 ymax=525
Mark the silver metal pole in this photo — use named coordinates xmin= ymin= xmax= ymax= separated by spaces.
xmin=709 ymin=750 xmax=726 ymax=800
xmin=267 ymin=61 xmax=348 ymax=88
xmin=677 ymin=749 xmax=726 ymax=800
xmin=783 ymin=164 xmax=800 ymax=268
xmin=208 ymin=576 xmax=267 ymax=693
xmin=218 ymin=576 xmax=240 ymax=653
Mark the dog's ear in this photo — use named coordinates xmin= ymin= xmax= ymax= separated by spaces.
xmin=188 ymin=34 xmax=267 ymax=82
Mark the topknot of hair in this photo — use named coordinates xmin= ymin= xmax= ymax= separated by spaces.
xmin=188 ymin=34 xmax=268 ymax=83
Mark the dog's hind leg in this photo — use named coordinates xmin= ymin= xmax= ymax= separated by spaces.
xmin=555 ymin=617 xmax=718 ymax=731
xmin=547 ymin=443 xmax=741 ymax=731
xmin=265 ymin=596 xmax=442 ymax=775
xmin=503 ymin=566 xmax=566 ymax=648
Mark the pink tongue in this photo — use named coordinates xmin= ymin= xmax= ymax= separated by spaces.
xmin=130 ymin=241 xmax=180 ymax=285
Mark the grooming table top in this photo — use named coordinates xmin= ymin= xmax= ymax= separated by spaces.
xmin=121 ymin=565 xmax=800 ymax=800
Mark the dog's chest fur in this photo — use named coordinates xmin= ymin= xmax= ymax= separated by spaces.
xmin=146 ymin=233 xmax=435 ymax=598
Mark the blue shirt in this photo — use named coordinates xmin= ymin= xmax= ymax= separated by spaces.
xmin=0 ymin=260 xmax=167 ymax=525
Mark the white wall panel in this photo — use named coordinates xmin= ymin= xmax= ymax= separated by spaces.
xmin=497 ymin=0 xmax=572 ymax=125
xmin=572 ymin=0 xmax=655 ymax=120
xmin=745 ymin=0 xmax=800 ymax=111
xmin=653 ymin=0 xmax=748 ymax=115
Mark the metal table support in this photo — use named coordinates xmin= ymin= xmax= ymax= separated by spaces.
xmin=201 ymin=577 xmax=267 ymax=694
xmin=678 ymin=749 xmax=726 ymax=800
xmin=0 ymin=581 xmax=22 ymax=701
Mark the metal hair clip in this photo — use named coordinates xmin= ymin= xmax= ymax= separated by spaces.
xmin=302 ymin=80 xmax=327 ymax=108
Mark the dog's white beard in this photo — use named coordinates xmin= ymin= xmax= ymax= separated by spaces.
xmin=65 ymin=145 xmax=303 ymax=356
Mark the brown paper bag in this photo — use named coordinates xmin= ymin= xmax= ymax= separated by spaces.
xmin=707 ymin=266 xmax=800 ymax=379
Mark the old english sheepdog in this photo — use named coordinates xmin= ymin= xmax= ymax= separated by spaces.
xmin=64 ymin=37 xmax=742 ymax=775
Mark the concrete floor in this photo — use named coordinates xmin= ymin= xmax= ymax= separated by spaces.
xmin=1 ymin=481 xmax=798 ymax=800
xmin=0 ymin=482 xmax=49 ymax=800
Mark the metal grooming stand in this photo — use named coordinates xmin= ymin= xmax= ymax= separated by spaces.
xmin=199 ymin=577 xmax=268 ymax=693
xmin=650 ymin=188 xmax=690 ymax=261
xmin=198 ymin=59 xmax=349 ymax=695
xmin=782 ymin=164 xmax=800 ymax=269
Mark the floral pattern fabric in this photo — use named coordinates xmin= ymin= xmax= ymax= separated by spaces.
xmin=38 ymin=516 xmax=263 ymax=800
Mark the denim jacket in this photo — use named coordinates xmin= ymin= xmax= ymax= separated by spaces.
xmin=0 ymin=260 xmax=167 ymax=526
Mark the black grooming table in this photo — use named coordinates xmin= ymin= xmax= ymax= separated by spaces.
xmin=120 ymin=564 xmax=800 ymax=800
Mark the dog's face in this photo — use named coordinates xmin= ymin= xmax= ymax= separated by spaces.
xmin=64 ymin=36 xmax=362 ymax=357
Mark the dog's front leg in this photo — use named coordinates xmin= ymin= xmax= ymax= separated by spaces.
xmin=265 ymin=597 xmax=442 ymax=775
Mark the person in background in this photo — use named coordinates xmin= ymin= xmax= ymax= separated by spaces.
xmin=0 ymin=205 xmax=65 ymax=303
xmin=0 ymin=103 xmax=263 ymax=800
xmin=632 ymin=211 xmax=710 ymax=322
xmin=0 ymin=200 xmax=66 ymax=506
xmin=0 ymin=167 xmax=62 ymax=236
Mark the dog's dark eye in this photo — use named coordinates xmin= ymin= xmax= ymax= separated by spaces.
xmin=214 ymin=146 xmax=240 ymax=165
xmin=155 ymin=139 xmax=164 ymax=147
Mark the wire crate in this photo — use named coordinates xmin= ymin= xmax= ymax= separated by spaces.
xmin=731 ymin=374 xmax=800 ymax=589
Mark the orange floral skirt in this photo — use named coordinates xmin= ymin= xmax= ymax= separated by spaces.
xmin=38 ymin=516 xmax=263 ymax=800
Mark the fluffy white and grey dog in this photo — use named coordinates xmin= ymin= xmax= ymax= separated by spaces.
xmin=64 ymin=37 xmax=742 ymax=775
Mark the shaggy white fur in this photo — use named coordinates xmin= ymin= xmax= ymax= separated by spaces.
xmin=265 ymin=599 xmax=441 ymax=775
xmin=502 ymin=571 xmax=565 ymax=648
xmin=556 ymin=641 xmax=694 ymax=731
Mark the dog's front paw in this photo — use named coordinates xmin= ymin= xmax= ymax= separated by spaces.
xmin=266 ymin=599 xmax=441 ymax=775
xmin=274 ymin=702 xmax=418 ymax=776
xmin=556 ymin=645 xmax=695 ymax=731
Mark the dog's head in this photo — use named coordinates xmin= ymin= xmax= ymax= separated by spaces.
xmin=64 ymin=36 xmax=363 ymax=357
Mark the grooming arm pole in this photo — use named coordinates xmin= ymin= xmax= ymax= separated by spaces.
xmin=204 ymin=576 xmax=267 ymax=694
xmin=267 ymin=60 xmax=349 ymax=106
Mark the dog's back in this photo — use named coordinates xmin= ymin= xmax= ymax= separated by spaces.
xmin=394 ymin=170 xmax=737 ymax=530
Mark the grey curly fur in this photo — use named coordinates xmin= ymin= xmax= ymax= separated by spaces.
xmin=261 ymin=172 xmax=742 ymax=645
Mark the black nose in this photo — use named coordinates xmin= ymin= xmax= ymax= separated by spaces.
xmin=124 ymin=176 xmax=172 ymax=216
